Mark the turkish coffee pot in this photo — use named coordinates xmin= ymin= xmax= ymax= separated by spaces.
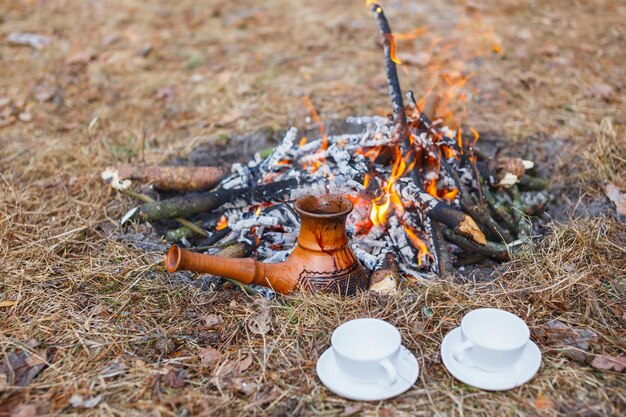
xmin=165 ymin=194 xmax=369 ymax=295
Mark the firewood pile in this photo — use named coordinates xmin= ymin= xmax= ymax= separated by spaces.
xmin=102 ymin=4 xmax=550 ymax=295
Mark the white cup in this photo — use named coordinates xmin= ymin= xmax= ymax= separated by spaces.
xmin=331 ymin=318 xmax=401 ymax=385
xmin=453 ymin=308 xmax=530 ymax=373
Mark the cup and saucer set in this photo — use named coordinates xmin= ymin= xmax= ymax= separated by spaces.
xmin=316 ymin=308 xmax=542 ymax=401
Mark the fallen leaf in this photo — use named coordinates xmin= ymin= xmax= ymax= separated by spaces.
xmin=604 ymin=183 xmax=626 ymax=222
xmin=198 ymin=347 xmax=221 ymax=367
xmin=341 ymin=404 xmax=363 ymax=416
xmin=237 ymin=355 xmax=253 ymax=373
xmin=100 ymin=360 xmax=127 ymax=378
xmin=162 ymin=368 xmax=186 ymax=388
xmin=18 ymin=112 xmax=32 ymax=123
xmin=8 ymin=32 xmax=50 ymax=49
xmin=10 ymin=404 xmax=37 ymax=417
xmin=69 ymin=394 xmax=102 ymax=408
xmin=228 ymin=377 xmax=258 ymax=396
xmin=591 ymin=355 xmax=626 ymax=373
xmin=0 ymin=300 xmax=17 ymax=308
xmin=217 ymin=111 xmax=242 ymax=127
xmin=536 ymin=319 xmax=598 ymax=363
xmin=540 ymin=44 xmax=559 ymax=56
xmin=0 ymin=346 xmax=48 ymax=387
xmin=247 ymin=300 xmax=271 ymax=336
xmin=534 ymin=393 xmax=554 ymax=411
xmin=588 ymin=82 xmax=614 ymax=100
xmin=202 ymin=314 xmax=223 ymax=328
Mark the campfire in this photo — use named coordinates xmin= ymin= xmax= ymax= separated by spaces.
xmin=103 ymin=3 xmax=549 ymax=295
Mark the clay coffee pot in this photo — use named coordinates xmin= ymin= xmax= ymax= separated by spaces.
xmin=165 ymin=194 xmax=369 ymax=295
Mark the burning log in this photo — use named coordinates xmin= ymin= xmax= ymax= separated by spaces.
xmin=135 ymin=178 xmax=326 ymax=221
xmin=111 ymin=164 xmax=227 ymax=192
xmin=395 ymin=178 xmax=487 ymax=245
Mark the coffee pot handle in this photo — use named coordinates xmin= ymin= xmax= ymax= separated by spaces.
xmin=453 ymin=340 xmax=475 ymax=365
xmin=380 ymin=359 xmax=398 ymax=385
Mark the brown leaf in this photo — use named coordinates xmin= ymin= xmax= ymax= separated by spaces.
xmin=604 ymin=183 xmax=626 ymax=221
xmin=534 ymin=393 xmax=554 ymax=412
xmin=100 ymin=360 xmax=127 ymax=378
xmin=198 ymin=347 xmax=221 ymax=367
xmin=237 ymin=355 xmax=253 ymax=373
xmin=202 ymin=314 xmax=223 ymax=328
xmin=591 ymin=355 xmax=626 ymax=373
xmin=10 ymin=404 xmax=37 ymax=417
xmin=536 ymin=319 xmax=598 ymax=363
xmin=217 ymin=111 xmax=242 ymax=127
xmin=247 ymin=300 xmax=271 ymax=336
xmin=0 ymin=347 xmax=48 ymax=387
xmin=69 ymin=394 xmax=102 ymax=409
xmin=341 ymin=404 xmax=363 ymax=416
xmin=0 ymin=300 xmax=17 ymax=308
xmin=588 ymin=82 xmax=614 ymax=99
xmin=228 ymin=377 xmax=258 ymax=396
xmin=162 ymin=368 xmax=186 ymax=388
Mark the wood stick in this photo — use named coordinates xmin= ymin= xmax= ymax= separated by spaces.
xmin=432 ymin=222 xmax=453 ymax=278
xmin=395 ymin=178 xmax=487 ymax=245
xmin=114 ymin=165 xmax=227 ymax=192
xmin=136 ymin=178 xmax=325 ymax=222
xmin=441 ymin=159 xmax=513 ymax=243
xmin=117 ymin=188 xmax=209 ymax=237
xmin=370 ymin=3 xmax=409 ymax=151
xmin=442 ymin=229 xmax=511 ymax=261
xmin=519 ymin=175 xmax=549 ymax=191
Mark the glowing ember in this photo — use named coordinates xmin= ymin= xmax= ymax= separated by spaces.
xmin=216 ymin=215 xmax=228 ymax=230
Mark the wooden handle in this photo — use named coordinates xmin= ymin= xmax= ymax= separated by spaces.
xmin=166 ymin=245 xmax=258 ymax=284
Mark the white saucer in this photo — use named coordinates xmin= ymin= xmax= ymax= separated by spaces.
xmin=316 ymin=345 xmax=419 ymax=401
xmin=441 ymin=327 xmax=541 ymax=391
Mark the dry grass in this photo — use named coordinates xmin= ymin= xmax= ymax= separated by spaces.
xmin=1 ymin=0 xmax=625 ymax=416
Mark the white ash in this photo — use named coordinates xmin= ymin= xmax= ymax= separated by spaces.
xmin=352 ymin=245 xmax=379 ymax=270
xmin=259 ymin=127 xmax=297 ymax=179
xmin=230 ymin=215 xmax=279 ymax=232
xmin=262 ymin=249 xmax=292 ymax=263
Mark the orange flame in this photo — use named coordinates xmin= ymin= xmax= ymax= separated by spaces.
xmin=426 ymin=179 xmax=438 ymax=197
xmin=387 ymin=34 xmax=402 ymax=65
xmin=404 ymin=225 xmax=431 ymax=267
xmin=216 ymin=215 xmax=228 ymax=230
xmin=304 ymin=97 xmax=329 ymax=176
xmin=442 ymin=188 xmax=458 ymax=201
xmin=299 ymin=137 xmax=308 ymax=147
xmin=369 ymin=146 xmax=415 ymax=226
xmin=469 ymin=127 xmax=479 ymax=146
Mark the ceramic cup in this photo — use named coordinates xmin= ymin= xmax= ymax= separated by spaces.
xmin=453 ymin=308 xmax=530 ymax=373
xmin=331 ymin=318 xmax=401 ymax=385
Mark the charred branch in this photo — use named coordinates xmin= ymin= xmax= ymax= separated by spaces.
xmin=370 ymin=3 xmax=408 ymax=151
xmin=395 ymin=178 xmax=487 ymax=245
xmin=442 ymin=228 xmax=512 ymax=261
xmin=136 ymin=178 xmax=325 ymax=222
